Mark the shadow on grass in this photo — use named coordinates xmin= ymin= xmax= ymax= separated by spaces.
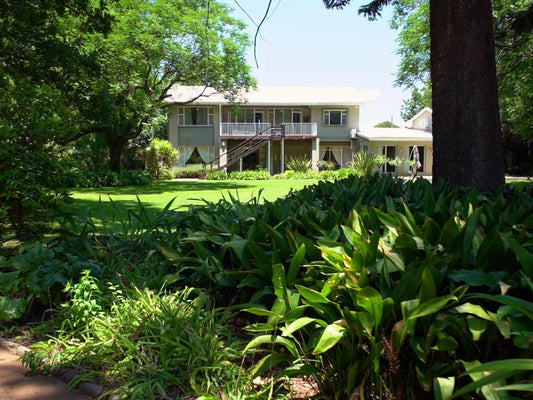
xmin=70 ymin=180 xmax=256 ymax=196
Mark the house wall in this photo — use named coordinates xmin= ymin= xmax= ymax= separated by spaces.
xmin=311 ymin=105 xmax=359 ymax=141
xmin=369 ymin=140 xmax=433 ymax=176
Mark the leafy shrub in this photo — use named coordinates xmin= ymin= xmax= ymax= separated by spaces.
xmin=118 ymin=169 xmax=153 ymax=186
xmin=283 ymin=170 xmax=316 ymax=179
xmin=286 ymin=155 xmax=312 ymax=172
xmin=205 ymin=171 xmax=228 ymax=180
xmin=350 ymin=152 xmax=386 ymax=175
xmin=0 ymin=243 xmax=102 ymax=320
xmin=25 ymin=281 xmax=253 ymax=399
xmin=174 ymin=164 xmax=204 ymax=179
xmin=143 ymin=138 xmax=178 ymax=180
xmin=229 ymin=168 xmax=271 ymax=180
xmin=317 ymin=160 xmax=335 ymax=171
xmin=70 ymin=167 xmax=152 ymax=188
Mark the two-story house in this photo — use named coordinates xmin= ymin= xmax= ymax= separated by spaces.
xmin=166 ymin=85 xmax=367 ymax=173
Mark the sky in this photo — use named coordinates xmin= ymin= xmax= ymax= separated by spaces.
xmin=220 ymin=0 xmax=410 ymax=128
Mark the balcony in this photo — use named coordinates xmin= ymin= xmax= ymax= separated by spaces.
xmin=220 ymin=122 xmax=317 ymax=138
xmin=221 ymin=123 xmax=271 ymax=137
xmin=282 ymin=123 xmax=317 ymax=136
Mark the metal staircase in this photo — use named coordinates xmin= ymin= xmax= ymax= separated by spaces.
xmin=205 ymin=125 xmax=272 ymax=172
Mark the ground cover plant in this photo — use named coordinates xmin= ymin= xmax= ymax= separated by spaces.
xmin=1 ymin=175 xmax=532 ymax=399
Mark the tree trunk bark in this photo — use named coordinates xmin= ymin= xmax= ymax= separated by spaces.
xmin=430 ymin=0 xmax=505 ymax=191
xmin=107 ymin=134 xmax=129 ymax=172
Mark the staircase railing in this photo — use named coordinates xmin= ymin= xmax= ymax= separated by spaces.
xmin=204 ymin=125 xmax=271 ymax=173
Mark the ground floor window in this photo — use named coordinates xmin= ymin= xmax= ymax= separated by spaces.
xmin=381 ymin=145 xmax=397 ymax=173
xmin=319 ymin=146 xmax=352 ymax=168
xmin=178 ymin=146 xmax=215 ymax=165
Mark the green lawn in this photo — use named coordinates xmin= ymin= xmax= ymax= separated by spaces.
xmin=62 ymin=179 xmax=318 ymax=219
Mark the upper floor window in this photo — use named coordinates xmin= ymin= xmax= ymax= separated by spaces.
xmin=178 ymin=107 xmax=214 ymax=126
xmin=323 ymin=109 xmax=347 ymax=126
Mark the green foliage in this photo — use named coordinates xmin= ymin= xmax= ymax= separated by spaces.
xmin=374 ymin=120 xmax=400 ymax=128
xmin=25 ymin=281 xmax=253 ymax=399
xmin=6 ymin=175 xmax=533 ymax=398
xmin=205 ymin=171 xmax=228 ymax=180
xmin=285 ymin=156 xmax=312 ymax=173
xmin=229 ymin=168 xmax=271 ymax=180
xmin=0 ymin=244 xmax=102 ymax=320
xmin=317 ymin=160 xmax=335 ymax=171
xmin=143 ymin=139 xmax=178 ymax=180
xmin=349 ymin=152 xmax=386 ymax=175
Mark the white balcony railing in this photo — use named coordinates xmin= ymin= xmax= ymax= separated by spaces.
xmin=220 ymin=122 xmax=318 ymax=137
xmin=221 ymin=123 xmax=271 ymax=136
xmin=282 ymin=123 xmax=317 ymax=136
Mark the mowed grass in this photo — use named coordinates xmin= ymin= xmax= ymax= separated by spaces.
xmin=61 ymin=179 xmax=318 ymax=221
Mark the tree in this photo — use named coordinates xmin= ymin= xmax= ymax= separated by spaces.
xmin=66 ymin=0 xmax=255 ymax=171
xmin=374 ymin=121 xmax=399 ymax=128
xmin=389 ymin=0 xmax=431 ymax=120
xmin=324 ymin=0 xmax=505 ymax=190
xmin=0 ymin=0 xmax=115 ymax=235
xmin=391 ymin=0 xmax=533 ymax=137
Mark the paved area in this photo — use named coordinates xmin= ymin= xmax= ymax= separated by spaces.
xmin=0 ymin=347 xmax=92 ymax=400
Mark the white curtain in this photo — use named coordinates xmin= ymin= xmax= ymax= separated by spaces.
xmin=179 ymin=146 xmax=195 ymax=165
xmin=331 ymin=147 xmax=343 ymax=165
xmin=197 ymin=146 xmax=214 ymax=163
xmin=319 ymin=147 xmax=327 ymax=161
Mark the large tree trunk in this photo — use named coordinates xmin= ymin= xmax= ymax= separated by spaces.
xmin=107 ymin=133 xmax=130 ymax=172
xmin=430 ymin=0 xmax=505 ymax=191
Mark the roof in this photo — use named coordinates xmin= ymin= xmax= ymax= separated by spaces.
xmin=405 ymin=107 xmax=432 ymax=130
xmin=355 ymin=127 xmax=433 ymax=142
xmin=165 ymin=85 xmax=372 ymax=106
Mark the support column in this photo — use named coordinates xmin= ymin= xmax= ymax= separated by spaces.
xmin=239 ymin=158 xmax=243 ymax=172
xmin=281 ymin=139 xmax=285 ymax=173
xmin=311 ymin=138 xmax=319 ymax=173
xmin=267 ymin=140 xmax=271 ymax=174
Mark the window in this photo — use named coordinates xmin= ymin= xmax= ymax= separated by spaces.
xmin=381 ymin=145 xmax=397 ymax=173
xmin=178 ymin=107 xmax=213 ymax=126
xmin=323 ymin=110 xmax=347 ymax=126
xmin=268 ymin=108 xmax=302 ymax=125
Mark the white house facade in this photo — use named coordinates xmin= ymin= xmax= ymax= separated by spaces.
xmin=166 ymin=85 xmax=367 ymax=173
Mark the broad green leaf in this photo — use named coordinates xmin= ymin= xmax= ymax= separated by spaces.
xmin=250 ymin=352 xmax=294 ymax=377
xmin=434 ymin=377 xmax=455 ymax=400
xmin=243 ymin=307 xmax=282 ymax=318
xmin=313 ymin=323 xmax=346 ymax=354
xmin=272 ymin=263 xmax=290 ymax=309
xmin=462 ymin=358 xmax=533 ymax=374
xmin=501 ymin=233 xmax=533 ymax=278
xmin=356 ymin=287 xmax=383 ymax=331
xmin=282 ymin=317 xmax=327 ymax=337
xmin=0 ymin=296 xmax=28 ymax=321
xmin=243 ymin=335 xmax=299 ymax=358
xmin=419 ymin=266 xmax=437 ymax=303
xmin=287 ymin=244 xmax=306 ymax=285
xmin=469 ymin=293 xmax=533 ymax=320
xmin=296 ymin=285 xmax=331 ymax=304
xmin=466 ymin=317 xmax=488 ymax=341
xmin=407 ymin=295 xmax=457 ymax=321
xmin=494 ymin=383 xmax=533 ymax=392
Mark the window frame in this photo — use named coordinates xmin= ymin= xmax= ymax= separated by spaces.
xmin=178 ymin=107 xmax=214 ymax=126
xmin=323 ymin=109 xmax=348 ymax=126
